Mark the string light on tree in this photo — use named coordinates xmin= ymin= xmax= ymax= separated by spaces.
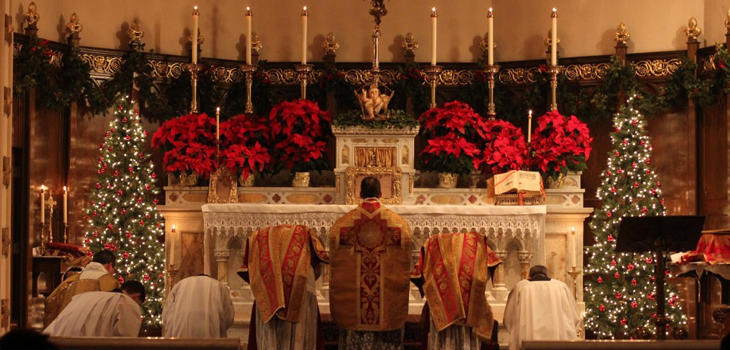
xmin=83 ymin=95 xmax=165 ymax=326
xmin=584 ymin=94 xmax=687 ymax=339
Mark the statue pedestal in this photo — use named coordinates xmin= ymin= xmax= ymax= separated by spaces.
xmin=332 ymin=126 xmax=419 ymax=204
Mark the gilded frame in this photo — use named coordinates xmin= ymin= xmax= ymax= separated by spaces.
xmin=207 ymin=167 xmax=238 ymax=203
xmin=345 ymin=166 xmax=402 ymax=205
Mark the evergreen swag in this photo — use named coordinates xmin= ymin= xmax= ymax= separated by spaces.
xmin=584 ymin=94 xmax=687 ymax=339
xmin=83 ymin=96 xmax=165 ymax=326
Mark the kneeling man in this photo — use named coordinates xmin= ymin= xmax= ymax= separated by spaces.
xmin=162 ymin=275 xmax=235 ymax=338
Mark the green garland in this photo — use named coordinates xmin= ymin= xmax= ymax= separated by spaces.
xmin=333 ymin=109 xmax=418 ymax=129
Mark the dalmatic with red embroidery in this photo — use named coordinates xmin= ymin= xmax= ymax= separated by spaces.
xmin=329 ymin=199 xmax=413 ymax=331
xmin=411 ymin=232 xmax=501 ymax=341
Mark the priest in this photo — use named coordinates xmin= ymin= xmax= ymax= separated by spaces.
xmin=44 ymin=249 xmax=120 ymax=326
xmin=44 ymin=281 xmax=145 ymax=337
xmin=162 ymin=275 xmax=235 ymax=338
xmin=411 ymin=231 xmax=501 ymax=350
xmin=503 ymin=265 xmax=580 ymax=350
xmin=329 ymin=176 xmax=413 ymax=349
xmin=238 ymin=225 xmax=329 ymax=350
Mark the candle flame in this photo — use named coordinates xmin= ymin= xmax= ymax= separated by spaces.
xmin=432 ymin=7 xmax=436 ymax=12
xmin=552 ymin=8 xmax=557 ymax=12
xmin=528 ymin=109 xmax=533 ymax=116
xmin=571 ymin=226 xmax=576 ymax=233
xmin=489 ymin=7 xmax=493 ymax=13
xmin=63 ymin=186 xmax=67 ymax=192
xmin=193 ymin=5 xmax=198 ymax=10
xmin=41 ymin=185 xmax=46 ymax=191
xmin=302 ymin=5 xmax=308 ymax=15
xmin=303 ymin=5 xmax=307 ymax=10
xmin=171 ymin=224 xmax=177 ymax=232
xmin=216 ymin=106 xmax=220 ymax=113
xmin=246 ymin=6 xmax=250 ymax=11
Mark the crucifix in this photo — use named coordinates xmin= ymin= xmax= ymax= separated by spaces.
xmin=46 ymin=194 xmax=57 ymax=244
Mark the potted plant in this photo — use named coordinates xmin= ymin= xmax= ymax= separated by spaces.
xmin=529 ymin=110 xmax=593 ymax=186
xmin=220 ymin=114 xmax=271 ymax=186
xmin=475 ymin=118 xmax=528 ymax=177
xmin=268 ymin=99 xmax=331 ymax=187
xmin=151 ymin=113 xmax=217 ymax=184
xmin=419 ymin=101 xmax=483 ymax=188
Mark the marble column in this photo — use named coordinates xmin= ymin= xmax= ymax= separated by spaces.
xmin=518 ymin=250 xmax=532 ymax=280
xmin=492 ymin=250 xmax=509 ymax=301
xmin=214 ymin=249 xmax=230 ymax=284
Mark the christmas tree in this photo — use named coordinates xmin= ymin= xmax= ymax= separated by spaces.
xmin=84 ymin=96 xmax=165 ymax=326
xmin=584 ymin=94 xmax=687 ymax=339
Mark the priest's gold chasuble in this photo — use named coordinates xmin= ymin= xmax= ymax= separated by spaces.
xmin=412 ymin=232 xmax=501 ymax=341
xmin=329 ymin=199 xmax=412 ymax=331
xmin=239 ymin=225 xmax=329 ymax=323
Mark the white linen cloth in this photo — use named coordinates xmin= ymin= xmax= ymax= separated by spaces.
xmin=162 ymin=275 xmax=234 ymax=338
xmin=78 ymin=262 xmax=110 ymax=280
xmin=44 ymin=291 xmax=141 ymax=337
xmin=504 ymin=279 xmax=580 ymax=350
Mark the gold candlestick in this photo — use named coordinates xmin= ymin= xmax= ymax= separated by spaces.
xmin=46 ymin=194 xmax=56 ymax=245
xmin=425 ymin=65 xmax=442 ymax=108
xmin=296 ymin=64 xmax=313 ymax=100
xmin=567 ymin=266 xmax=582 ymax=301
xmin=548 ymin=65 xmax=561 ymax=111
xmin=188 ymin=63 xmax=200 ymax=114
xmin=241 ymin=64 xmax=256 ymax=114
xmin=485 ymin=65 xmax=499 ymax=119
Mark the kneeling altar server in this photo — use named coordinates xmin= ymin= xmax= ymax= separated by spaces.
xmin=163 ymin=275 xmax=235 ymax=338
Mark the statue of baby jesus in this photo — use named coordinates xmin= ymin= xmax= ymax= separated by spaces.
xmin=355 ymin=84 xmax=394 ymax=120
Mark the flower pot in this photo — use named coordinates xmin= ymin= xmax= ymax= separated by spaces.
xmin=292 ymin=172 xmax=311 ymax=187
xmin=239 ymin=172 xmax=256 ymax=187
xmin=546 ymin=174 xmax=565 ymax=189
xmin=178 ymin=171 xmax=199 ymax=187
xmin=438 ymin=173 xmax=458 ymax=188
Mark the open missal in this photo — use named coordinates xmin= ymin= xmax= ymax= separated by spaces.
xmin=493 ymin=170 xmax=543 ymax=195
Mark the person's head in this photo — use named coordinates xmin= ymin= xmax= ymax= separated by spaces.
xmin=0 ymin=328 xmax=58 ymax=350
xmin=92 ymin=249 xmax=116 ymax=273
xmin=528 ymin=265 xmax=550 ymax=281
xmin=121 ymin=280 xmax=146 ymax=306
xmin=360 ymin=176 xmax=381 ymax=199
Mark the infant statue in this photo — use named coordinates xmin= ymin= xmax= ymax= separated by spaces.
xmin=355 ymin=84 xmax=394 ymax=121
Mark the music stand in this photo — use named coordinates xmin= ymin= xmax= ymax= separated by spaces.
xmin=617 ymin=215 xmax=704 ymax=339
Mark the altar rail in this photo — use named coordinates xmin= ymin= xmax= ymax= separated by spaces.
xmin=50 ymin=337 xmax=241 ymax=350
xmin=520 ymin=340 xmax=719 ymax=350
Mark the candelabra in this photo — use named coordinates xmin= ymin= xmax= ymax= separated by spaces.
xmin=296 ymin=64 xmax=313 ymax=100
xmin=188 ymin=63 xmax=200 ymax=114
xmin=425 ymin=65 xmax=442 ymax=108
xmin=485 ymin=65 xmax=499 ymax=119
xmin=548 ymin=65 xmax=562 ymax=111
xmin=241 ymin=64 xmax=256 ymax=114
xmin=567 ymin=265 xmax=582 ymax=301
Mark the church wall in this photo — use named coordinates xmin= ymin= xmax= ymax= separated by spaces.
xmin=9 ymin=0 xmax=721 ymax=64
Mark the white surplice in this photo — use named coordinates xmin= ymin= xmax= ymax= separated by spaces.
xmin=78 ymin=262 xmax=110 ymax=280
xmin=503 ymin=279 xmax=580 ymax=350
xmin=44 ymin=291 xmax=142 ymax=337
xmin=162 ymin=276 xmax=234 ymax=338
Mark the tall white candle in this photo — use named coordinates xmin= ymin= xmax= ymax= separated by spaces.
xmin=40 ymin=185 xmax=46 ymax=224
xmin=63 ymin=186 xmax=68 ymax=224
xmin=192 ymin=6 xmax=199 ymax=64
xmin=487 ymin=8 xmax=494 ymax=66
xmin=527 ymin=109 xmax=533 ymax=144
xmin=169 ymin=225 xmax=177 ymax=267
xmin=301 ymin=6 xmax=308 ymax=65
xmin=569 ymin=227 xmax=576 ymax=269
xmin=216 ymin=107 xmax=220 ymax=141
xmin=431 ymin=7 xmax=437 ymax=66
xmin=245 ymin=7 xmax=252 ymax=65
xmin=551 ymin=8 xmax=557 ymax=67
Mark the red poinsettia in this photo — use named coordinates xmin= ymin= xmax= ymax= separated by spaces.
xmin=529 ymin=110 xmax=593 ymax=180
xmin=268 ymin=99 xmax=331 ymax=172
xmin=220 ymin=114 xmax=271 ymax=179
xmin=474 ymin=119 xmax=528 ymax=175
xmin=419 ymin=101 xmax=485 ymax=174
xmin=151 ymin=113 xmax=217 ymax=178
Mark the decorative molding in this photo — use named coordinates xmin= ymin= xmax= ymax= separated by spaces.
xmin=562 ymin=63 xmax=611 ymax=81
xmin=79 ymin=53 xmax=122 ymax=76
xmin=498 ymin=67 xmax=540 ymax=85
xmin=631 ymin=58 xmax=681 ymax=78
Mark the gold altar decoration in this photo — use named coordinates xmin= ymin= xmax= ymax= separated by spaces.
xmin=24 ymin=2 xmax=40 ymax=31
xmin=323 ymin=32 xmax=340 ymax=57
xmin=479 ymin=33 xmax=496 ymax=55
xmin=615 ymin=23 xmax=630 ymax=45
xmin=66 ymin=13 xmax=83 ymax=45
xmin=543 ymin=29 xmax=560 ymax=52
xmin=208 ymin=167 xmax=238 ymax=203
xmin=251 ymin=32 xmax=262 ymax=56
xmin=725 ymin=9 xmax=730 ymax=32
xmin=292 ymin=172 xmax=311 ymax=188
xmin=345 ymin=166 xmax=402 ymax=205
xmin=354 ymin=147 xmax=395 ymax=168
xmin=128 ymin=19 xmax=144 ymax=49
xmin=401 ymin=32 xmax=419 ymax=56
xmin=685 ymin=17 xmax=701 ymax=41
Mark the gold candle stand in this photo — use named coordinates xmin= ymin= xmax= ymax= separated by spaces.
xmin=567 ymin=266 xmax=582 ymax=301
xmin=188 ymin=63 xmax=200 ymax=114
xmin=485 ymin=65 xmax=499 ymax=119
xmin=241 ymin=64 xmax=256 ymax=114
xmin=296 ymin=64 xmax=313 ymax=100
xmin=548 ymin=65 xmax=562 ymax=111
xmin=425 ymin=65 xmax=442 ymax=108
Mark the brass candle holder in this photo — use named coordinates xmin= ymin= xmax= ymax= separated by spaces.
xmin=567 ymin=265 xmax=582 ymax=301
xmin=425 ymin=65 xmax=442 ymax=108
xmin=548 ymin=65 xmax=562 ymax=111
xmin=241 ymin=64 xmax=256 ymax=114
xmin=188 ymin=63 xmax=200 ymax=114
xmin=485 ymin=65 xmax=499 ymax=119
xmin=296 ymin=64 xmax=313 ymax=100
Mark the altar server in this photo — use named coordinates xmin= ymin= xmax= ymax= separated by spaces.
xmin=411 ymin=231 xmax=501 ymax=350
xmin=329 ymin=176 xmax=413 ymax=350
xmin=162 ymin=275 xmax=235 ymax=338
xmin=44 ymin=281 xmax=145 ymax=337
xmin=44 ymin=249 xmax=120 ymax=326
xmin=238 ymin=225 xmax=329 ymax=350
xmin=503 ymin=265 xmax=580 ymax=350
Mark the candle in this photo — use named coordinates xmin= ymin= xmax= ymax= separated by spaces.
xmin=245 ymin=7 xmax=252 ymax=65
xmin=551 ymin=8 xmax=557 ymax=67
xmin=301 ymin=6 xmax=308 ymax=65
xmin=431 ymin=7 xmax=437 ymax=66
xmin=216 ymin=107 xmax=220 ymax=141
xmin=63 ymin=186 xmax=68 ymax=224
xmin=192 ymin=5 xmax=199 ymax=64
xmin=527 ymin=109 xmax=533 ymax=144
xmin=487 ymin=8 xmax=494 ymax=66
xmin=40 ymin=185 xmax=46 ymax=224
xmin=569 ymin=226 xmax=576 ymax=269
xmin=169 ymin=224 xmax=177 ymax=267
